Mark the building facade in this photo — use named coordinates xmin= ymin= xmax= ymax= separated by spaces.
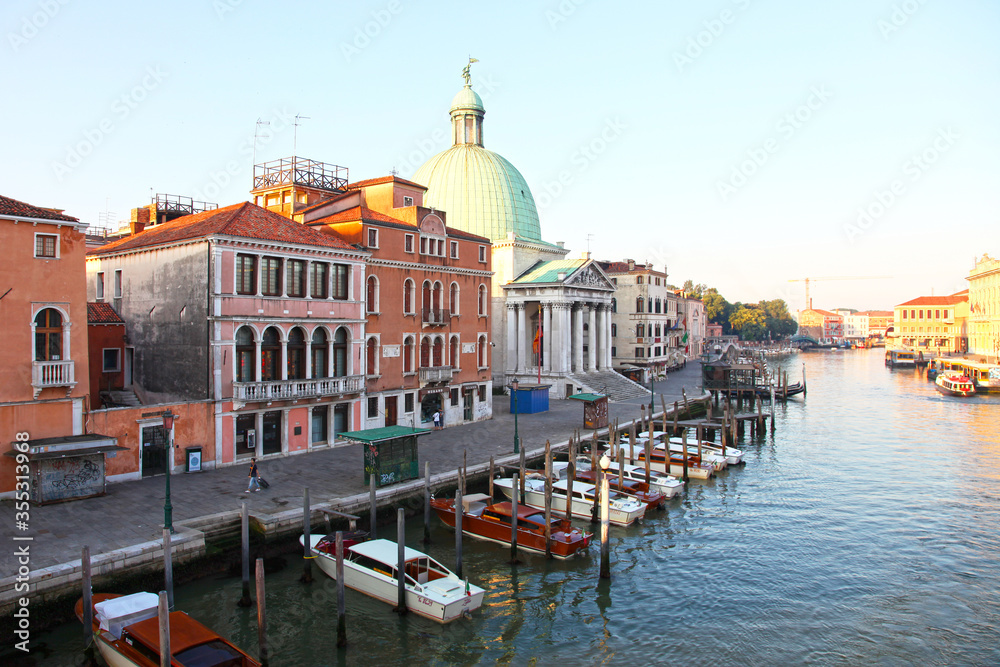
xmin=967 ymin=253 xmax=1000 ymax=360
xmin=893 ymin=291 xmax=969 ymax=354
xmin=296 ymin=176 xmax=495 ymax=429
xmin=798 ymin=308 xmax=844 ymax=343
xmin=0 ymin=195 xmax=91 ymax=496
xmin=86 ymin=202 xmax=368 ymax=474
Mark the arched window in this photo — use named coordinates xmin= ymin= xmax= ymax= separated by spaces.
xmin=261 ymin=327 xmax=281 ymax=381
xmin=366 ymin=337 xmax=378 ymax=375
xmin=611 ymin=298 xmax=617 ymax=313
xmin=422 ymin=281 xmax=432 ymax=319
xmin=450 ymin=282 xmax=460 ymax=316
xmin=655 ymin=298 xmax=661 ymax=314
xmin=311 ymin=328 xmax=328 ymax=378
xmin=420 ymin=337 xmax=430 ymax=367
xmin=636 ymin=323 xmax=644 ymax=338
xmin=433 ymin=336 xmax=443 ymax=367
xmin=636 ymin=297 xmax=644 ymax=313
xmin=611 ymin=323 xmax=617 ymax=337
xmin=403 ymin=335 xmax=414 ymax=373
xmin=287 ymin=327 xmax=305 ymax=379
xmin=332 ymin=328 xmax=348 ymax=377
xmin=366 ymin=276 xmax=378 ymax=313
xmin=450 ymin=336 xmax=459 ymax=368
xmin=236 ymin=326 xmax=255 ymax=382
xmin=34 ymin=308 xmax=63 ymax=360
xmin=478 ymin=334 xmax=487 ymax=368
xmin=432 ymin=281 xmax=443 ymax=314
xmin=403 ymin=279 xmax=415 ymax=315
xmin=478 ymin=284 xmax=488 ymax=316
xmin=648 ymin=299 xmax=654 ymax=313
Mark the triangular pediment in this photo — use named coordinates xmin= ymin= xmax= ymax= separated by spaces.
xmin=566 ymin=262 xmax=615 ymax=290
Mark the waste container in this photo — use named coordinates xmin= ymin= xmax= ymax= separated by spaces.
xmin=185 ymin=446 xmax=203 ymax=472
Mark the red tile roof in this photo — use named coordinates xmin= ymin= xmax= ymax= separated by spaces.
xmin=896 ymin=291 xmax=968 ymax=307
xmin=347 ymin=175 xmax=428 ymax=191
xmin=0 ymin=194 xmax=79 ymax=222
xmin=88 ymin=202 xmax=357 ymax=256
xmin=87 ymin=302 xmax=124 ymax=324
xmin=311 ymin=205 xmax=491 ymax=243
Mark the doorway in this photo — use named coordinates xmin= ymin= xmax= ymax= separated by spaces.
xmin=385 ymin=396 xmax=398 ymax=426
xmin=262 ymin=412 xmax=281 ymax=455
xmin=463 ymin=388 xmax=474 ymax=422
xmin=141 ymin=425 xmax=168 ymax=477
xmin=124 ymin=347 xmax=134 ymax=387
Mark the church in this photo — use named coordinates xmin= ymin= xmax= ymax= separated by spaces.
xmin=413 ymin=62 xmax=645 ymax=400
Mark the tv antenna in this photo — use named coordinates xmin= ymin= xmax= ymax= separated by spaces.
xmin=293 ymin=114 xmax=310 ymax=156
xmin=252 ymin=117 xmax=270 ymax=167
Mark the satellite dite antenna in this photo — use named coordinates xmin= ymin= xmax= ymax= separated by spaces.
xmin=252 ymin=117 xmax=270 ymax=167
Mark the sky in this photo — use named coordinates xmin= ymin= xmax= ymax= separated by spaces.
xmin=3 ymin=0 xmax=998 ymax=314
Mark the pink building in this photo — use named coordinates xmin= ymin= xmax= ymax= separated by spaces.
xmin=86 ymin=202 xmax=368 ymax=474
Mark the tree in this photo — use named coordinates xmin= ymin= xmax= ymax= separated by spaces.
xmin=729 ymin=305 xmax=768 ymax=340
xmin=682 ymin=280 xmax=707 ymax=299
xmin=703 ymin=289 xmax=733 ymax=332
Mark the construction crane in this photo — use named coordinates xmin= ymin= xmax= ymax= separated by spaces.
xmin=788 ymin=276 xmax=891 ymax=309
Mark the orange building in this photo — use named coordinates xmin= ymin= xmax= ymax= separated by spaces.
xmin=0 ymin=195 xmax=95 ymax=497
xmin=893 ymin=291 xmax=969 ymax=353
xmin=295 ymin=176 xmax=495 ymax=428
xmin=797 ymin=308 xmax=844 ymax=343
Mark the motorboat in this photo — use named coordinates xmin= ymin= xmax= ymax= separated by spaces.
xmin=431 ymin=494 xmax=591 ymax=559
xmin=494 ymin=476 xmax=646 ymax=527
xmin=75 ymin=592 xmax=259 ymax=667
xmin=301 ymin=535 xmax=485 ymax=623
xmin=573 ymin=456 xmax=685 ymax=498
xmin=615 ymin=442 xmax=714 ymax=480
xmin=668 ymin=437 xmax=744 ymax=465
xmin=935 ymin=373 xmax=975 ymax=397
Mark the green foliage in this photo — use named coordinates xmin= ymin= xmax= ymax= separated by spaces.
xmin=694 ymin=286 xmax=797 ymax=340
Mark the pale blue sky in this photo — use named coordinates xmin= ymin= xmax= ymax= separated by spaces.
xmin=3 ymin=0 xmax=997 ymax=312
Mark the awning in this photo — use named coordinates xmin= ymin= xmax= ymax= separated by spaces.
xmin=6 ymin=434 xmax=124 ymax=461
xmin=338 ymin=426 xmax=433 ymax=444
xmin=568 ymin=393 xmax=606 ymax=402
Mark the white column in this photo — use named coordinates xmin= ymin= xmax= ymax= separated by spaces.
xmin=588 ymin=305 xmax=597 ymax=371
xmin=255 ymin=412 xmax=263 ymax=457
xmin=595 ymin=305 xmax=605 ymax=371
xmin=542 ymin=303 xmax=552 ymax=373
xmin=254 ymin=337 xmax=262 ymax=382
xmin=516 ymin=303 xmax=527 ymax=372
xmin=573 ymin=304 xmax=584 ymax=372
xmin=506 ymin=303 xmax=518 ymax=374
xmin=605 ymin=306 xmax=613 ymax=368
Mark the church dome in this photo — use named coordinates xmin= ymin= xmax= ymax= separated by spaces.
xmin=413 ymin=81 xmax=541 ymax=243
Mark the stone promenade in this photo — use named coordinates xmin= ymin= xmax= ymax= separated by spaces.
xmin=0 ymin=364 xmax=702 ymax=577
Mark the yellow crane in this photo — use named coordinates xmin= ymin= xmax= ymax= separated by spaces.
xmin=788 ymin=276 xmax=891 ymax=309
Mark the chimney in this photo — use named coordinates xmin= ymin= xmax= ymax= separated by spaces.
xmin=130 ymin=206 xmax=150 ymax=235
xmin=627 ymin=259 xmax=635 ymax=271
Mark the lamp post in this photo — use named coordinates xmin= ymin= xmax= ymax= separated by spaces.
xmin=162 ymin=410 xmax=176 ymax=534
xmin=649 ymin=369 xmax=655 ymax=418
xmin=511 ymin=377 xmax=520 ymax=454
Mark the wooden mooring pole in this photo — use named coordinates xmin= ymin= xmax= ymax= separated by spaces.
xmin=163 ymin=529 xmax=174 ymax=610
xmin=396 ymin=508 xmax=408 ymax=614
xmin=489 ymin=455 xmax=495 ymax=499
xmin=423 ymin=461 xmax=431 ymax=544
xmin=255 ymin=558 xmax=268 ymax=667
xmin=566 ymin=437 xmax=576 ymax=523
xmin=239 ymin=502 xmax=252 ymax=607
xmin=369 ymin=476 xmax=377 ymax=540
xmin=599 ymin=455 xmax=611 ymax=580
xmin=335 ymin=532 xmax=347 ymax=647
xmin=455 ymin=487 xmax=464 ymax=580
xmin=82 ymin=546 xmax=93 ymax=649
xmin=301 ymin=487 xmax=312 ymax=583
xmin=510 ymin=473 xmax=520 ymax=564
xmin=158 ymin=591 xmax=170 ymax=667
xmin=544 ymin=440 xmax=552 ymax=559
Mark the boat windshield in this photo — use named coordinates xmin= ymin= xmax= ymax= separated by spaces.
xmin=174 ymin=640 xmax=246 ymax=667
xmin=405 ymin=556 xmax=450 ymax=584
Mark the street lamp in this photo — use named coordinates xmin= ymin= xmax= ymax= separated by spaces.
xmin=162 ymin=410 xmax=176 ymax=534
xmin=649 ymin=369 xmax=655 ymax=417
xmin=511 ymin=377 xmax=520 ymax=454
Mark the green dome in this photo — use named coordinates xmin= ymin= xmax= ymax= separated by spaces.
xmin=414 ymin=145 xmax=541 ymax=242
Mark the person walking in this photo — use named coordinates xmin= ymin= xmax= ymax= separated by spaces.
xmin=432 ymin=410 xmax=441 ymax=430
xmin=246 ymin=457 xmax=260 ymax=493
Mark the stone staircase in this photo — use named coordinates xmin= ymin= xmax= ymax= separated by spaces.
xmin=567 ymin=369 xmax=650 ymax=402
xmin=101 ymin=389 xmax=142 ymax=407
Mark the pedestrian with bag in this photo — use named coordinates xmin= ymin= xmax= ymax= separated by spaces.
xmin=246 ymin=456 xmax=260 ymax=493
xmin=432 ymin=410 xmax=441 ymax=430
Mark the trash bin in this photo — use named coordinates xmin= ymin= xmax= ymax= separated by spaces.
xmin=185 ymin=446 xmax=203 ymax=472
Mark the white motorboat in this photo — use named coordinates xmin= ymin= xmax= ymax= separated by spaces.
xmin=494 ymin=476 xmax=646 ymax=527
xmin=569 ymin=457 xmax=685 ymax=498
xmin=302 ymin=535 xmax=484 ymax=623
xmin=669 ymin=436 xmax=744 ymax=465
xmin=615 ymin=442 xmax=714 ymax=480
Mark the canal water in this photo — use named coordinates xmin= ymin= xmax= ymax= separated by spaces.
xmin=19 ymin=349 xmax=1000 ymax=666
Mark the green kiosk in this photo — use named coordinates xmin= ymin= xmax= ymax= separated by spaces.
xmin=339 ymin=425 xmax=433 ymax=488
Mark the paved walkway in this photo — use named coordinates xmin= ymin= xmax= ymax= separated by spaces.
xmin=1 ymin=364 xmax=703 ymax=574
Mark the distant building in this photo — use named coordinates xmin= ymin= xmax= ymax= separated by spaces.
xmin=893 ymin=291 xmax=969 ymax=353
xmin=798 ymin=308 xmax=844 ymax=343
xmin=679 ymin=294 xmax=706 ymax=358
xmin=967 ymin=253 xmax=1000 ymax=360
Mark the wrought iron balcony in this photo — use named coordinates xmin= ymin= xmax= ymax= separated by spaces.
xmin=422 ymin=308 xmax=450 ymax=326
xmin=419 ymin=366 xmax=454 ymax=383
xmin=233 ymin=374 xmax=364 ymax=403
xmin=32 ymin=360 xmax=75 ymax=398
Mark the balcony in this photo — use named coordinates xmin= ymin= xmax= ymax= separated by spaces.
xmin=32 ymin=360 xmax=76 ymax=398
xmin=420 ymin=366 xmax=454 ymax=384
xmin=233 ymin=375 xmax=363 ymax=404
xmin=422 ymin=308 xmax=451 ymax=326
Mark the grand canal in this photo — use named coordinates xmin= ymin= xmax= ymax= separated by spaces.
xmin=21 ymin=348 xmax=1000 ymax=666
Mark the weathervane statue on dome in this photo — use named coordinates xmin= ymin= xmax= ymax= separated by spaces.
xmin=461 ymin=57 xmax=479 ymax=85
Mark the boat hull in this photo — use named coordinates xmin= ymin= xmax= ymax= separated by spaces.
xmin=934 ymin=375 xmax=975 ymax=397
xmin=495 ymin=479 xmax=645 ymax=526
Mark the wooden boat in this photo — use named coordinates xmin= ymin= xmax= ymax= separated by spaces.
xmin=616 ymin=443 xmax=714 ymax=480
xmin=935 ymin=373 xmax=975 ymax=397
xmin=431 ymin=494 xmax=591 ymax=559
xmin=494 ymin=476 xmax=646 ymax=527
xmin=301 ymin=535 xmax=485 ymax=623
xmin=567 ymin=468 xmax=666 ymax=510
xmin=75 ymin=592 xmax=259 ymax=667
xmin=573 ymin=457 xmax=685 ymax=498
xmin=668 ymin=437 xmax=743 ymax=466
